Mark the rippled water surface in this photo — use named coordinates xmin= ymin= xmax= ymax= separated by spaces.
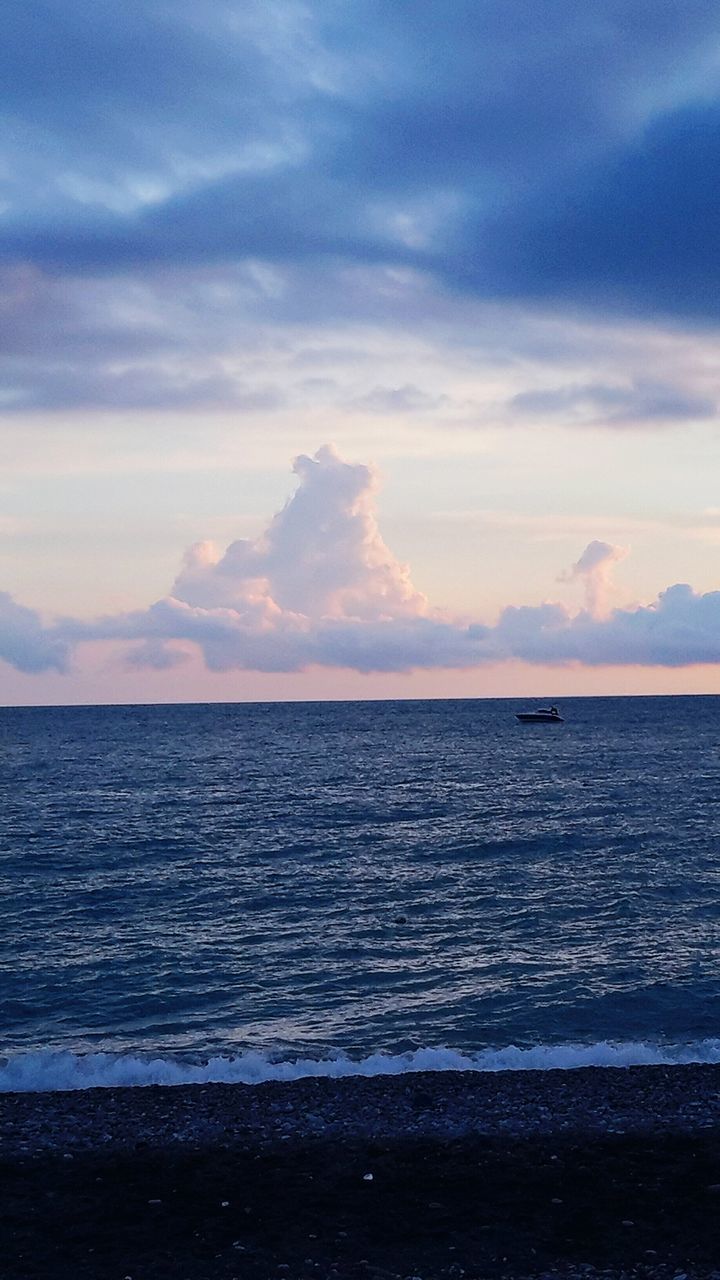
xmin=2 ymin=696 xmax=720 ymax=1073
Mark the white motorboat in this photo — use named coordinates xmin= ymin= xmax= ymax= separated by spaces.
xmin=515 ymin=705 xmax=564 ymax=723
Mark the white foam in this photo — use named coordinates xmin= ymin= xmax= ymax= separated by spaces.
xmin=2 ymin=1039 xmax=720 ymax=1093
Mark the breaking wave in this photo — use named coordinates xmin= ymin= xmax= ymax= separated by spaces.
xmin=3 ymin=1039 xmax=720 ymax=1093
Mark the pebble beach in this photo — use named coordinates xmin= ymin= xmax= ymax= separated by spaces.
xmin=4 ymin=1063 xmax=720 ymax=1279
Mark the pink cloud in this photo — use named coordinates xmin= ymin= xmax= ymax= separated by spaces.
xmin=560 ymin=539 xmax=629 ymax=617
xmin=2 ymin=447 xmax=720 ymax=676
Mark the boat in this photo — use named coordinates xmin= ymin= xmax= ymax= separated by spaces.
xmin=516 ymin=705 xmax=564 ymax=723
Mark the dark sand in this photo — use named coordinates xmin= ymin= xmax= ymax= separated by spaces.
xmin=3 ymin=1064 xmax=720 ymax=1279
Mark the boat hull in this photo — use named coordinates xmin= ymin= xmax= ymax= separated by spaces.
xmin=516 ymin=712 xmax=563 ymax=723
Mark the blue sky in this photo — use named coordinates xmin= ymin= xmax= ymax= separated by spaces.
xmin=3 ymin=1 xmax=720 ymax=702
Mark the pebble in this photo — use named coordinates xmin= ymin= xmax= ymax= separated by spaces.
xmin=5 ymin=1066 xmax=720 ymax=1280
xmin=7 ymin=1063 xmax=720 ymax=1157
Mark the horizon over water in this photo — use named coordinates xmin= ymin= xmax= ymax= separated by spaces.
xmin=2 ymin=695 xmax=720 ymax=1091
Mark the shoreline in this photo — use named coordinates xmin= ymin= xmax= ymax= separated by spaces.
xmin=4 ymin=1062 xmax=720 ymax=1155
xmin=4 ymin=1064 xmax=720 ymax=1278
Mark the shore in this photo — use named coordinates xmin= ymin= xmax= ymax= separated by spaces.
xmin=3 ymin=1064 xmax=720 ymax=1279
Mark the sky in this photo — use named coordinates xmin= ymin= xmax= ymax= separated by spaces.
xmin=3 ymin=0 xmax=720 ymax=704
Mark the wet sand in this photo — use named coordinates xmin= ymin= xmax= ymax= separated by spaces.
xmin=3 ymin=1064 xmax=720 ymax=1279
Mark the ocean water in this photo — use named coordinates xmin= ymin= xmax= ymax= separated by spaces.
xmin=2 ymin=695 xmax=720 ymax=1091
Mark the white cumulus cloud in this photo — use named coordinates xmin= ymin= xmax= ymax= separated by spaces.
xmin=171 ymin=444 xmax=427 ymax=622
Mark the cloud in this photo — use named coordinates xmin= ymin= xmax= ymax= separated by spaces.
xmin=171 ymin=443 xmax=428 ymax=621
xmin=0 ymin=362 xmax=284 ymax=414
xmin=4 ymin=447 xmax=720 ymax=676
xmin=124 ymin=639 xmax=190 ymax=671
xmin=469 ymin=100 xmax=720 ymax=319
xmin=494 ymin=583 xmax=720 ymax=667
xmin=510 ymin=379 xmax=716 ymax=426
xmin=559 ymin=540 xmax=629 ymax=617
xmin=5 ymin=258 xmax=715 ymax=423
xmin=5 ymin=3 xmax=720 ymax=414
xmin=51 ymin=446 xmax=476 ymax=675
xmin=0 ymin=592 xmax=68 ymax=673
xmin=0 ymin=0 xmax=302 ymax=214
xmin=4 ymin=1 xmax=720 ymax=326
xmin=351 ymin=384 xmax=450 ymax=415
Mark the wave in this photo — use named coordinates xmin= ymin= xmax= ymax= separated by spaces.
xmin=3 ymin=1039 xmax=720 ymax=1093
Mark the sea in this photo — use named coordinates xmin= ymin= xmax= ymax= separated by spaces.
xmin=2 ymin=695 xmax=720 ymax=1092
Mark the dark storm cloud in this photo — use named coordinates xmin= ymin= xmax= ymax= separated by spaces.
xmin=0 ymin=0 xmax=288 ymax=195
xmin=4 ymin=0 xmax=720 ymax=415
xmin=0 ymin=169 xmax=407 ymax=273
xmin=469 ymin=102 xmax=720 ymax=318
xmin=319 ymin=0 xmax=719 ymax=190
xmin=3 ymin=3 xmax=720 ymax=282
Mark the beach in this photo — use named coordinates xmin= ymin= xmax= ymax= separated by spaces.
xmin=4 ymin=1064 xmax=720 ymax=1279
